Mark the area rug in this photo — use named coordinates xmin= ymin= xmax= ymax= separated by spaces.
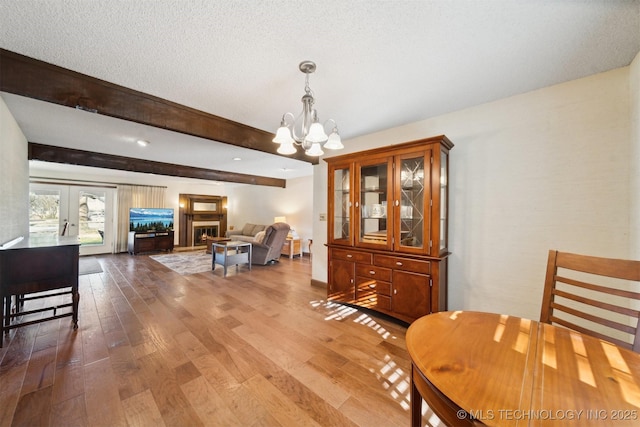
xmin=149 ymin=250 xmax=212 ymax=275
xmin=79 ymin=257 xmax=103 ymax=275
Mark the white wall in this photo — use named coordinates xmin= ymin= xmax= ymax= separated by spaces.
xmin=228 ymin=175 xmax=313 ymax=253
xmin=0 ymin=95 xmax=29 ymax=245
xmin=314 ymin=65 xmax=633 ymax=320
xmin=312 ymin=162 xmax=328 ymax=276
xmin=630 ymin=51 xmax=640 ymax=260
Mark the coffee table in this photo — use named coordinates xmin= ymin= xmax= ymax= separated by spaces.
xmin=211 ymin=240 xmax=252 ymax=277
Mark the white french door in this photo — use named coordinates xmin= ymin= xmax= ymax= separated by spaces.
xmin=29 ymin=183 xmax=115 ymax=255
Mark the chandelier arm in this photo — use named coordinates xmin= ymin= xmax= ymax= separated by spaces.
xmin=281 ymin=112 xmax=296 ymax=125
xmin=281 ymin=111 xmax=303 ymax=146
xmin=323 ymin=118 xmax=338 ymax=132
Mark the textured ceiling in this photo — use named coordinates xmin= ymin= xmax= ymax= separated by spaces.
xmin=1 ymin=0 xmax=639 ymax=182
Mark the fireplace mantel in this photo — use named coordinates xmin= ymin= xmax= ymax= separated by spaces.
xmin=178 ymin=194 xmax=227 ymax=247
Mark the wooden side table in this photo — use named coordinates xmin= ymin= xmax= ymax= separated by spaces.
xmin=281 ymin=237 xmax=302 ymax=259
xmin=211 ymin=241 xmax=252 ymax=277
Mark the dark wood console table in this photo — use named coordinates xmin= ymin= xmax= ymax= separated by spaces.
xmin=0 ymin=235 xmax=80 ymax=347
xmin=128 ymin=230 xmax=174 ymax=254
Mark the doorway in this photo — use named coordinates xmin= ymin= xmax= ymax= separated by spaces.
xmin=29 ymin=183 xmax=115 ymax=255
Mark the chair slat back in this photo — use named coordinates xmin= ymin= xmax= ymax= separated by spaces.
xmin=540 ymin=250 xmax=640 ymax=352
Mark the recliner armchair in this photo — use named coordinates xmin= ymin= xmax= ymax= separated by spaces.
xmin=251 ymin=222 xmax=290 ymax=265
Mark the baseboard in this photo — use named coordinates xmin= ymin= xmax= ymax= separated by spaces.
xmin=310 ymin=278 xmax=326 ymax=289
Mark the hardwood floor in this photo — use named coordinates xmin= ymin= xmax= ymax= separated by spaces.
xmin=0 ymin=253 xmax=435 ymax=426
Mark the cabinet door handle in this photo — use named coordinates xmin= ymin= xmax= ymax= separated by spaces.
xmin=396 ymin=261 xmax=403 ymax=266
xmin=350 ymin=279 xmax=354 ymax=284
xmin=395 ymin=200 xmax=400 ymax=206
xmin=393 ymin=289 xmax=397 ymax=295
xmin=347 ymin=254 xmax=353 ymax=258
xmin=369 ymin=270 xmax=376 ymax=275
xmin=368 ymin=283 xmax=376 ymax=289
xmin=355 ymin=201 xmax=359 ymax=207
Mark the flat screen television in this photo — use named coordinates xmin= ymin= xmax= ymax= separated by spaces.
xmin=129 ymin=208 xmax=174 ymax=232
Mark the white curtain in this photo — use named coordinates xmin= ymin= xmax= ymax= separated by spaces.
xmin=116 ymin=184 xmax=166 ymax=252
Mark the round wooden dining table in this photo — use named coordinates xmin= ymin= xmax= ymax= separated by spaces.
xmin=406 ymin=311 xmax=640 ymax=426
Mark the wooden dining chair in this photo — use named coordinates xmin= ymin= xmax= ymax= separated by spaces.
xmin=540 ymin=250 xmax=640 ymax=352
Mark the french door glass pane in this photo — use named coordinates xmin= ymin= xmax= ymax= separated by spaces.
xmin=79 ymin=190 xmax=106 ymax=245
xmin=29 ymin=188 xmax=61 ymax=237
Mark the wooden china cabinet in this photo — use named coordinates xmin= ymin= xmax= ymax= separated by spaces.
xmin=325 ymin=135 xmax=453 ymax=324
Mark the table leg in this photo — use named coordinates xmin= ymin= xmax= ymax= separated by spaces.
xmin=1 ymin=295 xmax=6 ymax=348
xmin=3 ymin=295 xmax=9 ymax=328
xmin=223 ymin=247 xmax=228 ymax=277
xmin=410 ymin=364 xmax=422 ymax=427
xmin=72 ymin=290 xmax=80 ymax=330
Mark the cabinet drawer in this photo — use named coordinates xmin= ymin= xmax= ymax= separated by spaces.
xmin=374 ymin=255 xmax=430 ymax=274
xmin=355 ymin=290 xmax=392 ymax=311
xmin=356 ymin=278 xmax=392 ymax=296
xmin=331 ymin=248 xmax=372 ymax=264
xmin=355 ymin=264 xmax=391 ymax=281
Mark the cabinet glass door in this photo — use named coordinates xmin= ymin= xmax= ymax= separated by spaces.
xmin=396 ymin=152 xmax=430 ymax=253
xmin=440 ymin=150 xmax=449 ymax=253
xmin=331 ymin=166 xmax=352 ymax=244
xmin=357 ymin=159 xmax=391 ymax=248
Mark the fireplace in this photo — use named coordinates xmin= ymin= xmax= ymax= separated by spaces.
xmin=178 ymin=194 xmax=227 ymax=247
xmin=192 ymin=221 xmax=220 ymax=246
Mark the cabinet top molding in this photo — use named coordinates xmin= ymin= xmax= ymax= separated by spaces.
xmin=323 ymin=135 xmax=453 ymax=164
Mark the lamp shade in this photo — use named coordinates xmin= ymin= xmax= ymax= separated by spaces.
xmin=305 ymin=142 xmax=324 ymax=156
xmin=277 ymin=142 xmax=297 ymax=155
xmin=305 ymin=122 xmax=328 ymax=144
xmin=273 ymin=126 xmax=295 ymax=145
xmin=323 ymin=129 xmax=344 ymax=150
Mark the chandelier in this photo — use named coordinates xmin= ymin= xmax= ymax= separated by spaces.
xmin=273 ymin=61 xmax=343 ymax=157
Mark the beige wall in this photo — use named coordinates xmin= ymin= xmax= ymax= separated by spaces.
xmin=0 ymin=95 xmax=29 ymax=245
xmin=229 ymin=175 xmax=313 ymax=252
xmin=630 ymin=51 xmax=640 ymax=260
xmin=315 ymin=64 xmax=634 ymax=320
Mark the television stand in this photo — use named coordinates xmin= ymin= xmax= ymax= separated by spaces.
xmin=128 ymin=231 xmax=174 ymax=255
